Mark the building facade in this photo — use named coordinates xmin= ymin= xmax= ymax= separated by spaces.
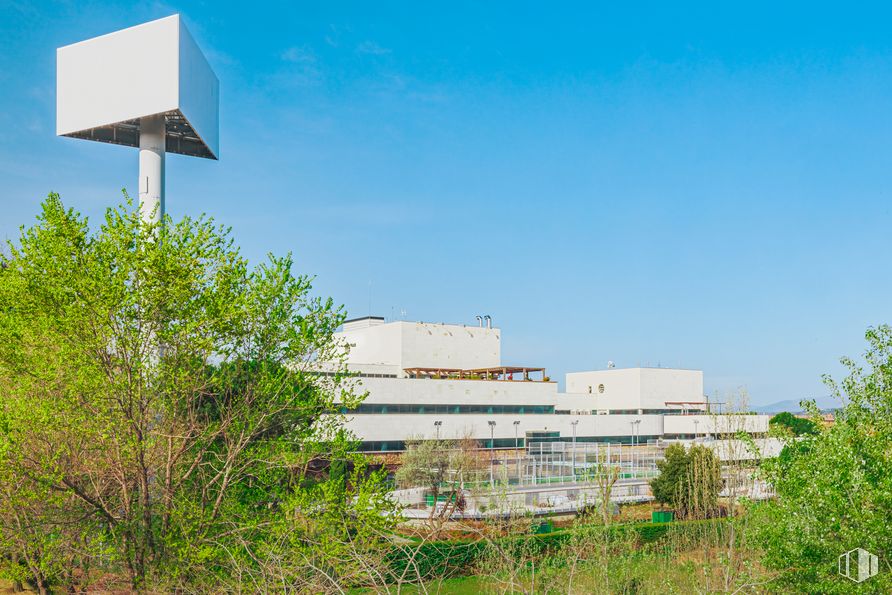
xmin=332 ymin=316 xmax=768 ymax=451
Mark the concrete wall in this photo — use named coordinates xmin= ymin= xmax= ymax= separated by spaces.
xmin=342 ymin=412 xmax=665 ymax=442
xmin=354 ymin=377 xmax=558 ymax=406
xmin=337 ymin=322 xmax=403 ymax=366
xmin=639 ymin=368 xmax=704 ymax=409
xmin=400 ymin=322 xmax=500 ymax=370
xmin=336 ymin=320 xmax=501 ymax=373
xmin=663 ymin=414 xmax=768 ymax=435
xmin=565 ymin=368 xmax=704 ymax=411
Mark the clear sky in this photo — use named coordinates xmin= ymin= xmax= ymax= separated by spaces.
xmin=2 ymin=1 xmax=891 ymax=406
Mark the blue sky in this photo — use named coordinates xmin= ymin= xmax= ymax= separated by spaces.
xmin=2 ymin=1 xmax=892 ymax=406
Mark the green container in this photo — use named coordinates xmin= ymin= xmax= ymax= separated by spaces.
xmin=424 ymin=493 xmax=451 ymax=506
xmin=533 ymin=520 xmax=554 ymax=534
xmin=652 ymin=510 xmax=674 ymax=523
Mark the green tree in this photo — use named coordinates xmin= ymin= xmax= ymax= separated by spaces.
xmin=650 ymin=443 xmax=721 ymax=519
xmin=395 ymin=436 xmax=480 ymax=538
xmin=769 ymin=411 xmax=819 ymax=436
xmin=751 ymin=325 xmax=892 ymax=592
xmin=0 ymin=195 xmax=394 ymax=592
xmin=651 ymin=443 xmax=689 ymax=509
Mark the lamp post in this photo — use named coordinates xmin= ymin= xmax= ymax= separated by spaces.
xmin=488 ymin=420 xmax=496 ymax=486
xmin=434 ymin=420 xmax=442 ymax=440
xmin=693 ymin=419 xmax=699 ymax=442
xmin=571 ymin=420 xmax=579 ymax=480
xmin=513 ymin=420 xmax=521 ymax=484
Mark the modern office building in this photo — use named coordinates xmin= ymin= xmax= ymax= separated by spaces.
xmin=331 ymin=316 xmax=768 ymax=451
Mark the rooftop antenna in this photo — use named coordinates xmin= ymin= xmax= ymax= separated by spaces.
xmin=57 ymin=15 xmax=219 ymax=224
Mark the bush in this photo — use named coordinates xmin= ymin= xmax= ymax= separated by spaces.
xmin=384 ymin=518 xmax=728 ymax=582
xmin=769 ymin=411 xmax=819 ymax=436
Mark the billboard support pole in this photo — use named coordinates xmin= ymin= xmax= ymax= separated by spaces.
xmin=139 ymin=114 xmax=166 ymax=224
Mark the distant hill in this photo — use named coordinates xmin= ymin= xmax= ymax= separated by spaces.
xmin=752 ymin=396 xmax=840 ymax=414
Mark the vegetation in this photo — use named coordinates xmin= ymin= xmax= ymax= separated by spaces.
xmin=750 ymin=325 xmax=892 ymax=592
xmin=769 ymin=411 xmax=819 ymax=436
xmin=395 ymin=437 xmax=482 ymax=538
xmin=649 ymin=443 xmax=722 ymax=519
xmin=2 ymin=196 xmax=892 ymax=593
xmin=0 ymin=196 xmax=396 ymax=592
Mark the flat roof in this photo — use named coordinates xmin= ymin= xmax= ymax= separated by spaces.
xmin=343 ymin=315 xmax=385 ymax=324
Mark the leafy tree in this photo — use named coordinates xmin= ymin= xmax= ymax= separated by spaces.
xmin=751 ymin=325 xmax=892 ymax=591
xmin=395 ymin=436 xmax=480 ymax=538
xmin=650 ymin=443 xmax=721 ymax=519
xmin=651 ymin=443 xmax=689 ymax=509
xmin=769 ymin=411 xmax=819 ymax=436
xmin=0 ymin=195 xmax=394 ymax=592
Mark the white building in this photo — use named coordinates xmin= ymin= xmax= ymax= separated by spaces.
xmin=332 ymin=316 xmax=768 ymax=451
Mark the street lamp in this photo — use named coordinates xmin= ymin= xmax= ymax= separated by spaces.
xmin=434 ymin=420 xmax=442 ymax=440
xmin=571 ymin=420 xmax=579 ymax=480
xmin=488 ymin=420 xmax=497 ymax=486
xmin=693 ymin=419 xmax=699 ymax=441
xmin=513 ymin=420 xmax=521 ymax=485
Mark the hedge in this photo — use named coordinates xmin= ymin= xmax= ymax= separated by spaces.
xmin=385 ymin=518 xmax=728 ymax=581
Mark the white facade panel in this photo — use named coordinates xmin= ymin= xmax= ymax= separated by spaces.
xmin=566 ymin=368 xmax=642 ymax=409
xmin=177 ymin=19 xmax=220 ymax=158
xmin=566 ymin=368 xmax=704 ymax=411
xmin=337 ymin=320 xmax=501 ymax=373
xmin=343 ymin=412 xmax=666 ymax=442
xmin=338 ymin=322 xmax=403 ymax=366
xmin=639 ymin=368 xmax=704 ymax=409
xmin=57 ymin=16 xmax=180 ymax=136
xmin=662 ymin=414 xmax=768 ymax=435
xmin=353 ymin=377 xmax=558 ymax=406
xmin=400 ymin=322 xmax=500 ymax=370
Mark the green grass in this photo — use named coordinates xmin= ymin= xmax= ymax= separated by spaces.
xmin=389 ymin=575 xmax=488 ymax=594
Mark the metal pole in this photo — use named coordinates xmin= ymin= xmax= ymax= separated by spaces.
xmin=488 ymin=421 xmax=496 ymax=486
xmin=630 ymin=421 xmax=634 ymax=475
xmin=138 ymin=114 xmax=166 ymax=224
xmin=571 ymin=420 xmax=578 ymax=481
xmin=513 ymin=420 xmax=520 ymax=485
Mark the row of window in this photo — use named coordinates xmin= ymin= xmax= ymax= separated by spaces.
xmin=313 ymin=371 xmax=398 ymax=378
xmin=355 ymin=434 xmax=662 ymax=452
xmin=341 ymin=404 xmax=556 ymax=415
xmin=342 ymin=405 xmax=703 ymax=416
